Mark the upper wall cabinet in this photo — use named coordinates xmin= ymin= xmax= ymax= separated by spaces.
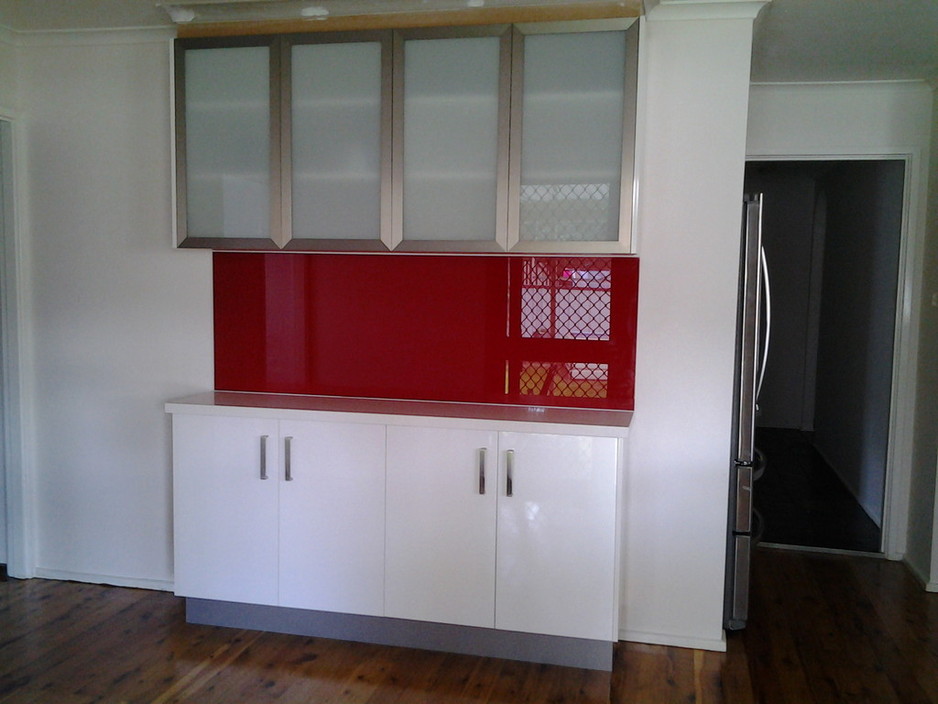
xmin=392 ymin=26 xmax=511 ymax=252
xmin=509 ymin=22 xmax=638 ymax=253
xmin=175 ymin=35 xmax=281 ymax=249
xmin=283 ymin=32 xmax=392 ymax=251
xmin=173 ymin=19 xmax=638 ymax=253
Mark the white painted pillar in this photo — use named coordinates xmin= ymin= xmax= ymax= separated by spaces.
xmin=621 ymin=1 xmax=764 ymax=649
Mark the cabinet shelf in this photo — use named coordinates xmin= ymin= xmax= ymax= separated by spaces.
xmin=187 ymin=99 xmax=268 ymax=112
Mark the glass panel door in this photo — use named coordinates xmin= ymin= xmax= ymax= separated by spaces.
xmin=285 ymin=34 xmax=390 ymax=250
xmin=393 ymin=28 xmax=510 ymax=251
xmin=509 ymin=21 xmax=637 ymax=252
xmin=176 ymin=38 xmax=279 ymax=248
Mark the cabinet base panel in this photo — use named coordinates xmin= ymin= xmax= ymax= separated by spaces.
xmin=186 ymin=597 xmax=613 ymax=671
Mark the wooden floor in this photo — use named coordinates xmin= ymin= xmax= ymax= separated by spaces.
xmin=1 ymin=547 xmax=936 ymax=703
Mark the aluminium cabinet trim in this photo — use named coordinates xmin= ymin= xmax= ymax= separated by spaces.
xmin=174 ymin=19 xmax=639 ymax=253
xmin=174 ymin=34 xmax=283 ymax=249
xmin=389 ymin=25 xmax=512 ymax=252
xmin=280 ymin=30 xmax=394 ymax=251
xmin=506 ymin=19 xmax=639 ymax=254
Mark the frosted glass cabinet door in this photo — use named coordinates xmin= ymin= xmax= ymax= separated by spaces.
xmin=393 ymin=28 xmax=510 ymax=251
xmin=509 ymin=22 xmax=638 ymax=252
xmin=285 ymin=35 xmax=391 ymax=249
xmin=175 ymin=37 xmax=279 ymax=248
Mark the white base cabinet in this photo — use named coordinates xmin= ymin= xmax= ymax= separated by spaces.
xmin=172 ymin=414 xmax=386 ymax=616
xmin=386 ymin=426 xmax=618 ymax=641
xmin=173 ymin=414 xmax=281 ymax=606
xmin=385 ymin=426 xmax=499 ymax=628
xmin=495 ymin=432 xmax=618 ymax=641
xmin=169 ymin=397 xmax=625 ymax=650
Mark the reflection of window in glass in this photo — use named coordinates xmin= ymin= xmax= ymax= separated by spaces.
xmin=520 ymin=183 xmax=615 ymax=242
xmin=520 ymin=258 xmax=611 ymax=340
xmin=520 ymin=361 xmax=608 ymax=399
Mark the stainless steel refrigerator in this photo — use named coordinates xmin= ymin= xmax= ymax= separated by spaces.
xmin=724 ymin=193 xmax=770 ymax=631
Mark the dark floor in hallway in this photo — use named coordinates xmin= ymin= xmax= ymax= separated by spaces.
xmin=754 ymin=427 xmax=881 ymax=553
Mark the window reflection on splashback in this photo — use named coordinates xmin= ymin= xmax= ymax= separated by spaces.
xmin=214 ymin=252 xmax=637 ymax=409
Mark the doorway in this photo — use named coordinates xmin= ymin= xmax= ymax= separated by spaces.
xmin=745 ymin=159 xmax=905 ymax=554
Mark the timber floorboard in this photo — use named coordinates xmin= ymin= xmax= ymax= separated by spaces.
xmin=0 ymin=547 xmax=936 ymax=703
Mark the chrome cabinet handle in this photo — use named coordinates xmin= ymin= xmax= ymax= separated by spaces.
xmin=284 ymin=436 xmax=293 ymax=481
xmin=478 ymin=448 xmax=486 ymax=495
xmin=506 ymin=449 xmax=514 ymax=497
xmin=259 ymin=435 xmax=269 ymax=480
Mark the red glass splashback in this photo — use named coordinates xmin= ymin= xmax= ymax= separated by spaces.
xmin=214 ymin=253 xmax=638 ymax=409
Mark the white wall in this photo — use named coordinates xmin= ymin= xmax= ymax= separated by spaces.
xmin=0 ymin=119 xmax=10 ymax=565
xmin=17 ymin=30 xmax=213 ymax=587
xmin=0 ymin=26 xmax=15 ymax=569
xmin=623 ymin=9 xmax=757 ymax=650
xmin=747 ymin=81 xmax=934 ymax=561
xmin=909 ymin=83 xmax=938 ymax=588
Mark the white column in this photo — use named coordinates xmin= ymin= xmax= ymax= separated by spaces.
xmin=622 ymin=1 xmax=764 ymax=649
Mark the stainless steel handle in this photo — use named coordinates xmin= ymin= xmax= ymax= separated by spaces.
xmin=478 ymin=448 xmax=486 ymax=495
xmin=505 ymin=449 xmax=514 ymax=497
xmin=259 ymin=435 xmax=269 ymax=480
xmin=284 ymin=436 xmax=293 ymax=481
xmin=758 ymin=244 xmax=772 ymax=401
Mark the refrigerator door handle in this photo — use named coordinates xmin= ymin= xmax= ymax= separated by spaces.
xmin=757 ymin=245 xmax=772 ymax=401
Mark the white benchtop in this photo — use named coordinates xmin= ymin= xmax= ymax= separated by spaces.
xmin=165 ymin=391 xmax=632 ymax=436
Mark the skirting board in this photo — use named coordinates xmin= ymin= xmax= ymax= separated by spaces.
xmin=620 ymin=628 xmax=727 ymax=653
xmin=187 ymin=598 xmax=614 ymax=671
xmin=905 ymin=558 xmax=938 ymax=593
xmin=33 ymin=567 xmax=174 ymax=592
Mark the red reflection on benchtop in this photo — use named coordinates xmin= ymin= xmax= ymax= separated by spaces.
xmin=214 ymin=253 xmax=638 ymax=410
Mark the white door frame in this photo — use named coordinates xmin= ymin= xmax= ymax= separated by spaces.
xmin=0 ymin=113 xmax=33 ymax=578
xmin=746 ymin=149 xmax=927 ymax=561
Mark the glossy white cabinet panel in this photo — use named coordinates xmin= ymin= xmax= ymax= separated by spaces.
xmin=278 ymin=420 xmax=386 ymax=615
xmin=496 ymin=432 xmax=619 ymax=640
xmin=172 ymin=414 xmax=280 ymax=605
xmin=385 ymin=426 xmax=498 ymax=627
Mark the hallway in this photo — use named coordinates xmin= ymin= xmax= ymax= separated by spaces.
xmin=754 ymin=427 xmax=881 ymax=553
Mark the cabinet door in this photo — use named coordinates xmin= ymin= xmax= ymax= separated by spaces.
xmin=278 ymin=420 xmax=386 ymax=616
xmin=496 ymin=432 xmax=619 ymax=640
xmin=393 ymin=28 xmax=510 ymax=251
xmin=175 ymin=37 xmax=280 ymax=249
xmin=285 ymin=34 xmax=391 ymax=250
xmin=172 ymin=414 xmax=280 ymax=605
xmin=508 ymin=22 xmax=638 ymax=253
xmin=385 ymin=426 xmax=498 ymax=627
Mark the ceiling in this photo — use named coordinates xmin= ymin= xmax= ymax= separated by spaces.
xmin=0 ymin=0 xmax=935 ymax=83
